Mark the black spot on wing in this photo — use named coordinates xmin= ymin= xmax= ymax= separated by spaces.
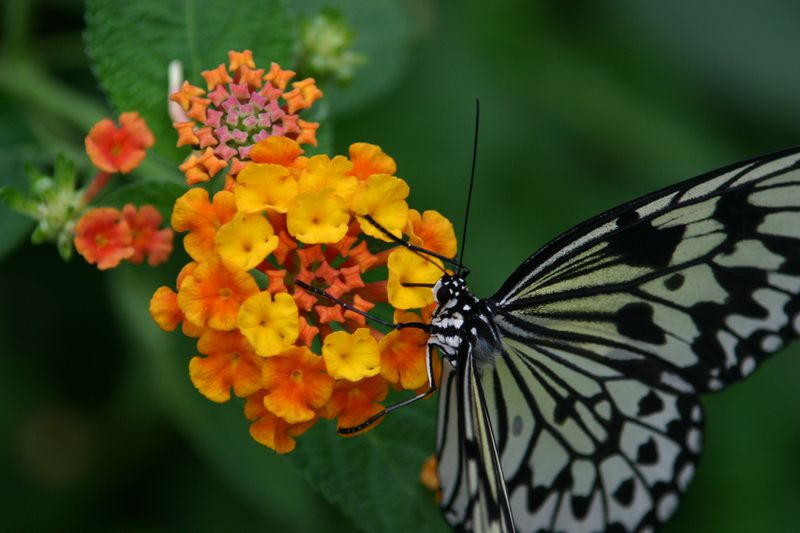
xmin=613 ymin=478 xmax=635 ymax=506
xmin=664 ymin=273 xmax=685 ymax=291
xmin=571 ymin=494 xmax=592 ymax=520
xmin=712 ymin=187 xmax=767 ymax=237
xmin=607 ymin=219 xmax=685 ymax=268
xmin=615 ymin=210 xmax=640 ymax=227
xmin=617 ymin=302 xmax=666 ymax=344
xmin=528 ymin=486 xmax=550 ymax=512
xmin=636 ymin=438 xmax=659 ymax=465
xmin=637 ymin=390 xmax=664 ymax=416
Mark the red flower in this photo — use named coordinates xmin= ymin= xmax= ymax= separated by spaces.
xmin=85 ymin=112 xmax=155 ymax=174
xmin=73 ymin=207 xmax=134 ymax=270
xmin=121 ymin=204 xmax=174 ymax=265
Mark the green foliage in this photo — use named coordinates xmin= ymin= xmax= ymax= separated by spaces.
xmin=1 ymin=154 xmax=83 ymax=261
xmin=291 ymin=0 xmax=412 ymax=117
xmin=99 ymin=179 xmax=188 ymax=220
xmin=290 ymin=401 xmax=447 ymax=533
xmin=84 ymin=0 xmax=294 ymax=162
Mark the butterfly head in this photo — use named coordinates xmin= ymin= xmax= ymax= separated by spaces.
xmin=429 ymin=274 xmax=500 ymax=367
xmin=432 ymin=274 xmax=468 ymax=307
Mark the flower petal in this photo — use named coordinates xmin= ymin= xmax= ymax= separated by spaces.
xmin=322 ymin=328 xmax=381 ymax=381
xmin=238 ymin=292 xmax=299 ymax=356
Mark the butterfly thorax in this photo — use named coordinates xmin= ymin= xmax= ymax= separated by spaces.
xmin=429 ymin=275 xmax=502 ymax=369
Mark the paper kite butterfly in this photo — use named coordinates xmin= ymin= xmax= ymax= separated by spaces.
xmin=423 ymin=146 xmax=800 ymax=532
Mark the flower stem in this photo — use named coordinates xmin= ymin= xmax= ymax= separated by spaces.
xmin=82 ymin=171 xmax=113 ymax=205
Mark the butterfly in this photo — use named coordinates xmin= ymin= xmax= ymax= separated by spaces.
xmin=425 ymin=146 xmax=800 ymax=532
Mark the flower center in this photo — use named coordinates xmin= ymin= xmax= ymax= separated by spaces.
xmin=219 ymin=287 xmax=232 ymax=299
xmin=290 ymin=369 xmax=303 ymax=382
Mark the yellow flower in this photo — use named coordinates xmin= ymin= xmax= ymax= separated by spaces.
xmin=352 ymin=174 xmax=409 ymax=241
xmin=298 ymin=155 xmax=358 ymax=205
xmin=238 ymin=291 xmax=299 ymax=356
xmin=234 ymin=163 xmax=297 ymax=213
xmin=287 ymin=189 xmax=349 ymax=244
xmin=322 ymin=328 xmax=381 ymax=381
xmin=387 ymin=248 xmax=442 ymax=309
xmin=215 ymin=213 xmax=279 ymax=271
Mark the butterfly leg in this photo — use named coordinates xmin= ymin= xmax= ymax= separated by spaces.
xmin=338 ymin=344 xmax=439 ymax=434
xmin=294 ymin=279 xmax=429 ymax=331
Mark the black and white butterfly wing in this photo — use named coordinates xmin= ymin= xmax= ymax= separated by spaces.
xmin=438 ymin=147 xmax=800 ymax=532
xmin=438 ymin=353 xmax=516 ymax=533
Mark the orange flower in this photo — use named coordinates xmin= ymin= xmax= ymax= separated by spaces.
xmin=149 ymin=286 xmax=183 ymax=331
xmin=170 ymin=81 xmax=205 ymax=111
xmin=348 ymin=143 xmax=396 ymax=181
xmin=379 ymin=311 xmax=430 ymax=390
xmin=189 ymin=329 xmax=263 ymax=402
xmin=120 ymin=204 xmax=173 ymax=265
xmin=261 ymin=346 xmax=334 ymax=423
xmin=85 ymin=112 xmax=154 ymax=174
xmin=178 ymin=147 xmax=228 ymax=185
xmin=246 ymin=391 xmax=316 ymax=454
xmin=250 ymin=136 xmax=305 ymax=167
xmin=420 ymin=455 xmax=441 ymax=499
xmin=284 ymin=78 xmax=323 ymax=114
xmin=406 ymin=209 xmax=457 ymax=258
xmin=177 ymin=256 xmax=259 ymax=331
xmin=171 ymin=189 xmax=236 ymax=261
xmin=322 ymin=376 xmax=388 ymax=437
xmin=264 ymin=62 xmax=295 ymax=91
xmin=228 ymin=50 xmax=256 ymax=72
xmin=73 ymin=207 xmax=134 ymax=269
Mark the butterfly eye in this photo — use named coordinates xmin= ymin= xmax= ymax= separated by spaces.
xmin=435 ymin=285 xmax=452 ymax=303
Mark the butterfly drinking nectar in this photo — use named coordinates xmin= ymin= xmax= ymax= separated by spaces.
xmin=303 ymin=102 xmax=800 ymax=532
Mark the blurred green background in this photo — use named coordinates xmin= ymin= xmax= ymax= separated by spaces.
xmin=2 ymin=0 xmax=799 ymax=531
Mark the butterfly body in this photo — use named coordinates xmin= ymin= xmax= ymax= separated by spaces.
xmin=430 ymin=276 xmax=501 ymax=368
xmin=430 ymin=147 xmax=800 ymax=532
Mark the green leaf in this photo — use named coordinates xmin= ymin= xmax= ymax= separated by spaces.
xmin=291 ymin=0 xmax=413 ymax=117
xmin=84 ymin=0 xmax=294 ymax=163
xmin=99 ymin=179 xmax=188 ymax=220
xmin=290 ymin=399 xmax=448 ymax=533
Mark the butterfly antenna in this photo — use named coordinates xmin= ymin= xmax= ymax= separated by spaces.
xmin=458 ymin=98 xmax=480 ymax=277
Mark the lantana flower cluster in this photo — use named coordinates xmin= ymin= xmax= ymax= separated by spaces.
xmin=150 ymin=53 xmax=456 ymax=453
xmin=169 ymin=50 xmax=322 ymax=186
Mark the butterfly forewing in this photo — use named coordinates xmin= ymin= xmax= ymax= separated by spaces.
xmin=435 ymin=147 xmax=800 ymax=532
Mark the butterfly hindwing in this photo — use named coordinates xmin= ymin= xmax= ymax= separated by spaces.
xmin=438 ymin=354 xmax=515 ymax=532
xmin=478 ymin=335 xmax=703 ymax=532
